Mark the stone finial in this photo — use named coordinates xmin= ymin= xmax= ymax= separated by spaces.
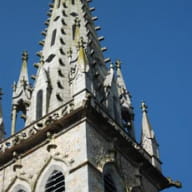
xmin=141 ymin=101 xmax=148 ymax=113
xmin=115 ymin=60 xmax=122 ymax=69
xmin=22 ymin=51 xmax=28 ymax=61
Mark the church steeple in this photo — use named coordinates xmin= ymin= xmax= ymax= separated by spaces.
xmin=0 ymin=89 xmax=5 ymax=141
xmin=24 ymin=0 xmax=134 ymax=138
xmin=0 ymin=1 xmax=182 ymax=191
xmin=11 ymin=51 xmax=31 ymax=135
xmin=141 ymin=101 xmax=161 ymax=170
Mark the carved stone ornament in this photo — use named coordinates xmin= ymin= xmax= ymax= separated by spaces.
xmin=46 ymin=132 xmax=58 ymax=153
xmin=96 ymin=149 xmax=116 ymax=171
xmin=69 ymin=63 xmax=79 ymax=81
xmin=13 ymin=151 xmax=23 ymax=173
xmin=0 ymin=100 xmax=75 ymax=154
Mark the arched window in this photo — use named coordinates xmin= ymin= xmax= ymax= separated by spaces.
xmin=45 ymin=170 xmax=65 ymax=192
xmin=104 ymin=173 xmax=117 ymax=192
xmin=36 ymin=90 xmax=43 ymax=120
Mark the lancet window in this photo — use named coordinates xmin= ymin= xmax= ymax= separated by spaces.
xmin=45 ymin=170 xmax=65 ymax=192
xmin=36 ymin=90 xmax=43 ymax=120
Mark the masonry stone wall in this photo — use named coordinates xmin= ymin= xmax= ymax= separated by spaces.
xmin=0 ymin=120 xmax=159 ymax=192
xmin=0 ymin=122 xmax=88 ymax=192
xmin=86 ymin=122 xmax=159 ymax=192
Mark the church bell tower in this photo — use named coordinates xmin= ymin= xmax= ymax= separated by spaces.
xmin=0 ymin=0 xmax=181 ymax=192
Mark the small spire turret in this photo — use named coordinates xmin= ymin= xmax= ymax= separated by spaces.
xmin=11 ymin=51 xmax=31 ymax=135
xmin=141 ymin=101 xmax=161 ymax=170
xmin=115 ymin=60 xmax=135 ymax=138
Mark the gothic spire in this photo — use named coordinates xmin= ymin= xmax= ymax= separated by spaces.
xmin=25 ymin=0 xmax=109 ymax=125
xmin=21 ymin=0 xmax=135 ymax=140
xmin=0 ymin=89 xmax=5 ymax=141
xmin=141 ymin=102 xmax=161 ymax=170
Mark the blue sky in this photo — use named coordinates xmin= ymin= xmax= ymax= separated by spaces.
xmin=0 ymin=0 xmax=191 ymax=191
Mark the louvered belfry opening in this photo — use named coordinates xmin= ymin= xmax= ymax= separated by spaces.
xmin=45 ymin=170 xmax=65 ymax=192
xmin=104 ymin=173 xmax=117 ymax=192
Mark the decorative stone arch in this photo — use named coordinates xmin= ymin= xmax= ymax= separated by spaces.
xmin=6 ymin=177 xmax=31 ymax=192
xmin=34 ymin=158 xmax=68 ymax=192
xmin=103 ymin=162 xmax=125 ymax=192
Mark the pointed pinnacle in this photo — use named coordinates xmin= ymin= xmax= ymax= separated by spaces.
xmin=141 ymin=101 xmax=148 ymax=113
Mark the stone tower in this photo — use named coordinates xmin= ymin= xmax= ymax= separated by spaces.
xmin=0 ymin=0 xmax=181 ymax=192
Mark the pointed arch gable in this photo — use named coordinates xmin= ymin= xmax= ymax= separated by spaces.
xmin=5 ymin=177 xmax=31 ymax=192
xmin=34 ymin=158 xmax=68 ymax=192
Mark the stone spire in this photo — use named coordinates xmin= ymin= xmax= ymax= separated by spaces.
xmin=0 ymin=89 xmax=5 ymax=141
xmin=11 ymin=51 xmax=31 ymax=135
xmin=141 ymin=102 xmax=161 ymax=170
xmin=23 ymin=0 xmax=135 ymax=139
xmin=115 ymin=60 xmax=135 ymax=138
xmin=25 ymin=0 xmax=110 ymax=124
